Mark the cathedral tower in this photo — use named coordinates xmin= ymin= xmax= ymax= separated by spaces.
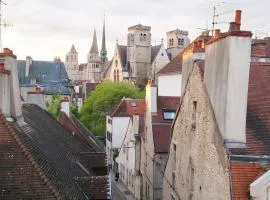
xmin=65 ymin=44 xmax=79 ymax=80
xmin=127 ymin=24 xmax=151 ymax=86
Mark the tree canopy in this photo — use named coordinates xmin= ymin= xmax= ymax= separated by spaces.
xmin=47 ymin=94 xmax=61 ymax=119
xmin=80 ymin=81 xmax=145 ymax=136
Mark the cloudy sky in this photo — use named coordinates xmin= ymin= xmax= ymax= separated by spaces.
xmin=2 ymin=0 xmax=269 ymax=62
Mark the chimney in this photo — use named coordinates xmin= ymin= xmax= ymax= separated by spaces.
xmin=0 ymin=48 xmax=23 ymax=120
xmin=204 ymin=11 xmax=252 ymax=148
xmin=0 ymin=62 xmax=11 ymax=117
xmin=25 ymin=56 xmax=32 ymax=77
xmin=181 ymin=36 xmax=208 ymax=95
xmin=214 ymin=29 xmax=221 ymax=38
xmin=146 ymin=81 xmax=157 ymax=113
xmin=60 ymin=97 xmax=70 ymax=117
xmin=229 ymin=10 xmax=242 ymax=31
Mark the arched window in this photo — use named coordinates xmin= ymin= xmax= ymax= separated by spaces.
xmin=114 ymin=70 xmax=116 ymax=81
xmin=116 ymin=70 xmax=119 ymax=81
xmin=178 ymin=38 xmax=184 ymax=46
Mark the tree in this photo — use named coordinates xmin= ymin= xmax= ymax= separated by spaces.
xmin=80 ymin=81 xmax=145 ymax=136
xmin=47 ymin=94 xmax=61 ymax=119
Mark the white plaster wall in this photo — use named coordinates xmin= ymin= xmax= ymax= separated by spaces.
xmin=204 ymin=36 xmax=251 ymax=146
xmin=158 ymin=74 xmax=181 ymax=97
xmin=112 ymin=117 xmax=130 ymax=148
xmin=5 ymin=56 xmax=22 ymax=118
xmin=0 ymin=73 xmax=10 ymax=116
xmin=27 ymin=94 xmax=46 ymax=110
xmin=163 ymin=65 xmax=230 ymax=200
xmin=151 ymin=44 xmax=170 ymax=79
xmin=20 ymin=86 xmax=34 ymax=101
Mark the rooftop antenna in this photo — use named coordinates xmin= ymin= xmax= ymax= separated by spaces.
xmin=0 ymin=0 xmax=7 ymax=52
xmin=211 ymin=1 xmax=226 ymax=36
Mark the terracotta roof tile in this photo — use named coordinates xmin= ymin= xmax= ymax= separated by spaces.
xmin=152 ymin=96 xmax=180 ymax=153
xmin=0 ymin=113 xmax=57 ymax=199
xmin=111 ymin=99 xmax=145 ymax=117
xmin=152 ymin=96 xmax=180 ymax=122
xmin=152 ymin=124 xmax=172 ymax=153
xmin=157 ymin=53 xmax=182 ymax=75
xmin=230 ymin=63 xmax=270 ymax=156
xmin=231 ymin=162 xmax=264 ymax=200
xmin=9 ymin=104 xmax=109 ymax=199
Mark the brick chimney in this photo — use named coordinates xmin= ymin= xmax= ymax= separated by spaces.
xmin=0 ymin=48 xmax=23 ymax=120
xmin=204 ymin=10 xmax=252 ymax=147
xmin=181 ymin=35 xmax=210 ymax=94
xmin=146 ymin=80 xmax=157 ymax=113
xmin=25 ymin=56 xmax=32 ymax=77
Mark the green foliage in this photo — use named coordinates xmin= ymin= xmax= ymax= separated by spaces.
xmin=47 ymin=94 xmax=61 ymax=119
xmin=70 ymin=104 xmax=80 ymax=118
xmin=80 ymin=81 xmax=145 ymax=136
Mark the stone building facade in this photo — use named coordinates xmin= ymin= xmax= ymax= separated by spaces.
xmin=166 ymin=29 xmax=190 ymax=60
xmin=163 ymin=64 xmax=231 ymax=200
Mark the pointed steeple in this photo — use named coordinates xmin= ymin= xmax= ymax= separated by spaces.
xmin=70 ymin=44 xmax=77 ymax=53
xmin=100 ymin=16 xmax=108 ymax=63
xmin=90 ymin=30 xmax=99 ymax=54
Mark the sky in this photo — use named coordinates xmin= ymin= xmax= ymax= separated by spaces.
xmin=2 ymin=0 xmax=269 ymax=63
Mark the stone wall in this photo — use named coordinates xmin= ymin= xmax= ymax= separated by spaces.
xmin=163 ymin=64 xmax=231 ymax=200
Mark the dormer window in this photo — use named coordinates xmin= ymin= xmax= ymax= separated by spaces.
xmin=162 ymin=109 xmax=176 ymax=120
xmin=130 ymin=101 xmax=137 ymax=107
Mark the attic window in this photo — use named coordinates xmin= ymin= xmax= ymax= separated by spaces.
xmin=130 ymin=101 xmax=137 ymax=107
xmin=162 ymin=109 xmax=176 ymax=120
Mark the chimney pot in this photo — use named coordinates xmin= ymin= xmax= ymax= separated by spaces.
xmin=214 ymin=29 xmax=221 ymax=38
xmin=235 ymin=10 xmax=242 ymax=31
xmin=229 ymin=22 xmax=238 ymax=32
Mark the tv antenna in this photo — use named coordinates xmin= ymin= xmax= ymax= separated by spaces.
xmin=211 ymin=2 xmax=227 ymax=36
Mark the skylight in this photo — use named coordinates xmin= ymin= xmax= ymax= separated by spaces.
xmin=162 ymin=109 xmax=176 ymax=120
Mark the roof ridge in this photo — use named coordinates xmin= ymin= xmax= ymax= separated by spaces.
xmin=0 ymin=113 xmax=60 ymax=199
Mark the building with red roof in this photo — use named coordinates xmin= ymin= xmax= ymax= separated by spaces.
xmin=163 ymin=10 xmax=270 ymax=200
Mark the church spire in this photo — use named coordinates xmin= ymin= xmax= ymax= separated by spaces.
xmin=100 ymin=16 xmax=108 ymax=63
xmin=90 ymin=29 xmax=99 ymax=54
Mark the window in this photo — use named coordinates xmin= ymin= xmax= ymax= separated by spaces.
xmin=113 ymin=70 xmax=116 ymax=81
xmin=107 ymin=118 xmax=112 ymax=124
xmin=106 ymin=131 xmax=112 ymax=142
xmin=171 ymin=194 xmax=176 ymax=200
xmin=189 ymin=167 xmax=195 ymax=200
xmin=172 ymin=171 xmax=176 ymax=188
xmin=178 ymin=38 xmax=184 ymax=46
xmin=163 ymin=109 xmax=176 ymax=120
xmin=146 ymin=182 xmax=150 ymax=199
xmin=116 ymin=70 xmax=119 ymax=81
xmin=126 ymin=147 xmax=129 ymax=160
xmin=172 ymin=143 xmax=176 ymax=171
xmin=115 ymin=60 xmax=118 ymax=67
xmin=130 ymin=101 xmax=137 ymax=107
xmin=169 ymin=38 xmax=174 ymax=47
xmin=192 ymin=101 xmax=197 ymax=131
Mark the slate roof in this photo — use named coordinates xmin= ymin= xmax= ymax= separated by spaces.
xmin=230 ymin=162 xmax=264 ymax=200
xmin=157 ymin=52 xmax=182 ymax=75
xmin=111 ymin=99 xmax=145 ymax=117
xmin=230 ymin=62 xmax=270 ymax=156
xmin=9 ymin=104 xmax=108 ymax=199
xmin=0 ymin=113 xmax=58 ymax=199
xmin=17 ymin=60 xmax=71 ymax=95
xmin=118 ymin=45 xmax=127 ymax=68
xmin=152 ymin=96 xmax=180 ymax=153
xmin=151 ymin=45 xmax=162 ymax=63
